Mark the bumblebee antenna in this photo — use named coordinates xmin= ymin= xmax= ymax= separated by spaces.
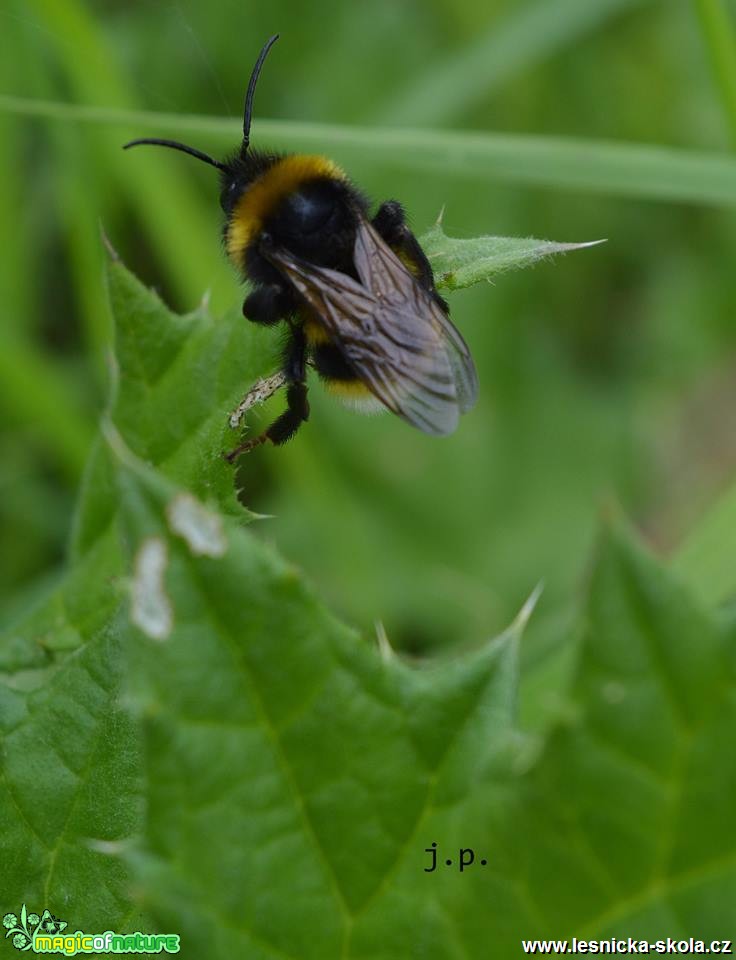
xmin=241 ymin=34 xmax=279 ymax=156
xmin=123 ymin=137 xmax=227 ymax=171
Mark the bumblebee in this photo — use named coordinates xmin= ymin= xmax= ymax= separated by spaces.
xmin=124 ymin=35 xmax=478 ymax=458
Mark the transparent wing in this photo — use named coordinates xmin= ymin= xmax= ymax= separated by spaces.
xmin=263 ymin=219 xmax=478 ymax=435
xmin=353 ymin=220 xmax=478 ymax=416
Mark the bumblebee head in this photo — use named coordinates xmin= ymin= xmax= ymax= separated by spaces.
xmin=123 ymin=34 xmax=279 ymax=198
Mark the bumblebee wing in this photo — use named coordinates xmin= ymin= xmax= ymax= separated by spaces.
xmin=353 ymin=220 xmax=479 ymax=416
xmin=263 ymin=222 xmax=478 ymax=435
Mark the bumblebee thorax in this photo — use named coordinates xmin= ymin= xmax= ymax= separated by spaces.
xmin=224 ymin=154 xmax=347 ymax=266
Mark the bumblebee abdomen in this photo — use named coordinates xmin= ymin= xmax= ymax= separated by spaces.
xmin=395 ymin=246 xmax=423 ymax=279
xmin=310 ymin=340 xmax=385 ymax=413
xmin=325 ymin=379 xmax=385 ymax=413
xmin=303 ymin=315 xmax=331 ymax=346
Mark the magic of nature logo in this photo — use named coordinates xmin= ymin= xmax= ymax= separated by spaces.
xmin=3 ymin=906 xmax=180 ymax=955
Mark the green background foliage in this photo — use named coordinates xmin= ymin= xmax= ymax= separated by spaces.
xmin=2 ymin=0 xmax=736 ymax=954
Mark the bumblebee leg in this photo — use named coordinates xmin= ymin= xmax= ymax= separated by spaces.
xmin=282 ymin=322 xmax=307 ymax=382
xmin=372 ymin=200 xmax=448 ymax=312
xmin=224 ymin=326 xmax=309 ymax=461
xmin=242 ymin=283 xmax=294 ymax=325
xmin=372 ymin=200 xmax=410 ymax=246
xmin=263 ymin=381 xmax=310 ymax=445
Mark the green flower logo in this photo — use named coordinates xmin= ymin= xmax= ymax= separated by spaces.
xmin=40 ymin=912 xmax=65 ymax=935
xmin=4 ymin=905 xmax=65 ymax=951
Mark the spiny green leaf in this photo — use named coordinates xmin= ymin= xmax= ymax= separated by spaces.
xmin=71 ymin=255 xmax=278 ymax=558
xmin=0 ymin=528 xmax=144 ymax=935
xmin=4 ymin=259 xmax=735 ymax=955
xmin=114 ymin=447 xmax=736 ymax=954
xmin=110 ymin=437 xmax=521 ymax=957
xmin=421 ymin=221 xmax=604 ymax=290
xmin=387 ymin=523 xmax=736 ymax=953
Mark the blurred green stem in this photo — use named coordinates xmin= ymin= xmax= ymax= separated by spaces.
xmin=693 ymin=0 xmax=736 ymax=147
xmin=6 ymin=95 xmax=736 ymax=208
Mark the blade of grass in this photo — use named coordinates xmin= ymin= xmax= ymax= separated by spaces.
xmin=18 ymin=10 xmax=111 ymax=387
xmin=0 ymin=116 xmax=31 ymax=337
xmin=4 ymin=95 xmax=736 ymax=208
xmin=23 ymin=0 xmax=234 ymax=311
xmin=693 ymin=0 xmax=736 ymax=147
xmin=0 ymin=25 xmax=33 ymax=338
xmin=0 ymin=334 xmax=93 ymax=481
xmin=0 ymin=16 xmax=91 ymax=486
xmin=381 ymin=0 xmax=648 ymax=126
xmin=52 ymin=128 xmax=109 ymax=387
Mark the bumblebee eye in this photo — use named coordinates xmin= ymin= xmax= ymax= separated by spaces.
xmin=220 ymin=179 xmax=242 ymax=214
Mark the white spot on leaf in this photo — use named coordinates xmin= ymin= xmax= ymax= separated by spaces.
xmin=84 ymin=838 xmax=128 ymax=855
xmin=131 ymin=537 xmax=172 ymax=641
xmin=166 ymin=493 xmax=227 ymax=557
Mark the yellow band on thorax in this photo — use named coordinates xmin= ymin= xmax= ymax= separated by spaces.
xmin=226 ymin=154 xmax=346 ymax=266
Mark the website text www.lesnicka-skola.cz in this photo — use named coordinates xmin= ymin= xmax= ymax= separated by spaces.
xmin=521 ymin=938 xmax=733 ymax=955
